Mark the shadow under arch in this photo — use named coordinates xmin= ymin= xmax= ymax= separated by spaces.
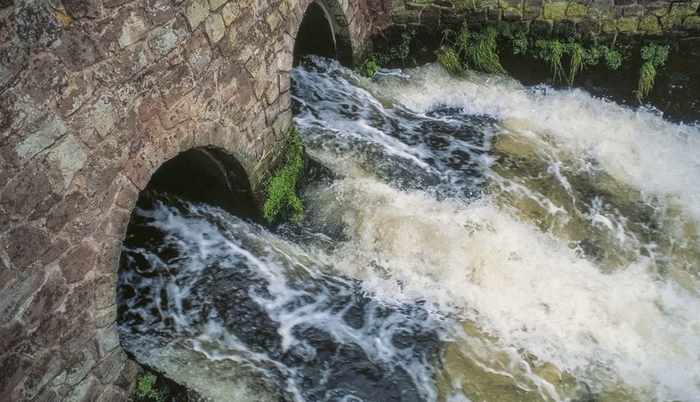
xmin=142 ymin=147 xmax=261 ymax=222
xmin=294 ymin=0 xmax=353 ymax=67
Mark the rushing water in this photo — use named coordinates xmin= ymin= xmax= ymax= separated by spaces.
xmin=118 ymin=57 xmax=700 ymax=402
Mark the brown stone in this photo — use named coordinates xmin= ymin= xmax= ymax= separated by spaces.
xmin=63 ymin=0 xmax=103 ymax=19
xmin=59 ymin=242 xmax=98 ymax=283
xmin=159 ymin=64 xmax=196 ymax=108
xmin=0 ymin=354 xmax=24 ymax=400
xmin=2 ymin=225 xmax=52 ymax=269
xmin=146 ymin=0 xmax=177 ymax=26
xmin=21 ymin=267 xmax=68 ymax=328
xmin=59 ymin=73 xmax=96 ymax=118
xmin=46 ymin=191 xmax=89 ymax=232
xmin=137 ymin=90 xmax=166 ymax=122
xmin=54 ymin=25 xmax=107 ymax=72
xmin=1 ymin=163 xmax=54 ymax=216
xmin=31 ymin=311 xmax=67 ymax=347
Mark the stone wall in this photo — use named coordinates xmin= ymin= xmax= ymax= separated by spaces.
xmin=0 ymin=0 xmax=374 ymax=400
xmin=385 ymin=0 xmax=699 ymax=40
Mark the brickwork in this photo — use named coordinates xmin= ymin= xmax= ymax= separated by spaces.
xmin=0 ymin=0 xmax=373 ymax=400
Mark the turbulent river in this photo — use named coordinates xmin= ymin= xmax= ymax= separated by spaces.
xmin=118 ymin=57 xmax=700 ymax=402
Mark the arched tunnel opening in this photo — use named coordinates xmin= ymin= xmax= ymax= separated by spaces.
xmin=141 ymin=147 xmax=260 ymax=221
xmin=293 ymin=1 xmax=353 ymax=67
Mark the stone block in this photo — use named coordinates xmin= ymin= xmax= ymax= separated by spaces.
xmin=59 ymin=73 xmax=96 ymax=118
xmin=209 ymin=0 xmax=227 ymax=10
xmin=21 ymin=267 xmax=67 ymax=328
xmin=59 ymin=241 xmax=97 ymax=283
xmin=186 ymin=32 xmax=212 ymax=75
xmin=670 ymin=2 xmax=699 ymax=18
xmin=93 ymin=349 xmax=127 ymax=385
xmin=159 ymin=97 xmax=191 ymax=129
xmin=160 ymin=64 xmax=196 ymax=108
xmin=63 ymin=0 xmax=103 ymax=19
xmin=14 ymin=0 xmax=62 ymax=52
xmin=503 ymin=8 xmax=523 ymax=20
xmin=660 ymin=12 xmax=681 ymax=29
xmin=266 ymin=9 xmax=283 ymax=32
xmin=644 ymin=2 xmax=668 ymax=16
xmin=138 ymin=90 xmax=166 ymax=123
xmin=47 ymin=135 xmax=87 ymax=189
xmin=622 ymin=4 xmax=644 ymax=16
xmin=567 ymin=2 xmax=589 ymax=16
xmin=148 ymin=25 xmax=181 ymax=58
xmin=46 ymin=192 xmax=89 ymax=233
xmin=15 ymin=113 xmax=67 ymax=161
xmin=221 ymin=1 xmax=242 ymax=25
xmin=146 ymin=0 xmax=178 ymax=26
xmin=685 ymin=15 xmax=700 ymax=29
xmin=553 ymin=18 xmax=577 ymax=35
xmin=530 ymin=18 xmax=553 ymax=34
xmin=543 ymin=1 xmax=568 ymax=19
xmin=96 ymin=326 xmax=120 ymax=358
xmin=617 ymin=16 xmax=638 ymax=31
xmin=613 ymin=0 xmax=635 ymax=5
xmin=0 ymin=262 xmax=45 ymax=324
xmin=54 ymin=25 xmax=107 ymax=72
xmin=185 ymin=0 xmax=210 ymax=29
xmin=638 ymin=14 xmax=662 ymax=33
xmin=115 ymin=7 xmax=148 ymax=49
xmin=205 ymin=13 xmax=226 ymax=43
xmin=64 ymin=375 xmax=102 ymax=402
xmin=21 ymin=348 xmax=63 ymax=400
xmin=6 ymin=226 xmax=52 ymax=270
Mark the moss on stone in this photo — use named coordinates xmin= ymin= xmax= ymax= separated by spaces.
xmin=566 ymin=2 xmax=589 ymax=18
xmin=684 ymin=15 xmax=700 ymax=29
xmin=638 ymin=15 xmax=662 ymax=34
xmin=617 ymin=16 xmax=639 ymax=32
xmin=543 ymin=2 xmax=568 ymax=19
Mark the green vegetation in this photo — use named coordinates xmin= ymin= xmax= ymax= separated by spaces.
xmin=355 ymin=30 xmax=416 ymax=77
xmin=134 ymin=372 xmax=166 ymax=402
xmin=263 ymin=128 xmax=305 ymax=223
xmin=437 ymin=45 xmax=464 ymax=77
xmin=636 ymin=43 xmax=669 ymax=100
xmin=438 ymin=24 xmax=634 ymax=87
xmin=455 ymin=25 xmax=506 ymax=75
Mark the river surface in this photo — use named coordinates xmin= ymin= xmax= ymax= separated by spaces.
xmin=118 ymin=57 xmax=700 ymax=402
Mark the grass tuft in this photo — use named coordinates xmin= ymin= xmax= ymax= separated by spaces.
xmin=456 ymin=25 xmax=506 ymax=75
xmin=437 ymin=46 xmax=464 ymax=76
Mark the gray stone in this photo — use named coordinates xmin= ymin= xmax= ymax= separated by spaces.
xmin=15 ymin=114 xmax=67 ymax=161
xmin=185 ymin=0 xmax=210 ymax=29
xmin=47 ymin=135 xmax=87 ymax=189
xmin=64 ymin=375 xmax=101 ymax=402
xmin=205 ymin=12 xmax=225 ymax=43
xmin=96 ymin=326 xmax=120 ymax=358
xmin=14 ymin=0 xmax=61 ymax=51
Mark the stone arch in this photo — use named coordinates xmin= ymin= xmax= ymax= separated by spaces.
xmin=293 ymin=0 xmax=354 ymax=66
xmin=142 ymin=147 xmax=261 ymax=222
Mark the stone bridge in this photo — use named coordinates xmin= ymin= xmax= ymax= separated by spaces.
xmin=0 ymin=0 xmax=388 ymax=398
